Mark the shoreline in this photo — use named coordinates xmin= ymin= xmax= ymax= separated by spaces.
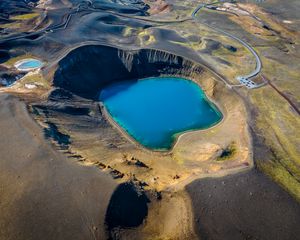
xmin=99 ymin=76 xmax=224 ymax=152
xmin=98 ymin=72 xmax=253 ymax=174
xmin=98 ymin=75 xmax=227 ymax=156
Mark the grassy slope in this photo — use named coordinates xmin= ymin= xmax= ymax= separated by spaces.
xmin=250 ymin=72 xmax=300 ymax=201
xmin=248 ymin=3 xmax=300 ymax=201
xmin=10 ymin=13 xmax=39 ymax=21
xmin=184 ymin=2 xmax=300 ymax=201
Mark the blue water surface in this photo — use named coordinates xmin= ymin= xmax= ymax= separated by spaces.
xmin=100 ymin=77 xmax=222 ymax=150
xmin=18 ymin=59 xmax=42 ymax=70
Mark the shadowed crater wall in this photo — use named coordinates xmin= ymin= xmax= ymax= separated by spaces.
xmin=53 ymin=45 xmax=203 ymax=99
xmin=105 ymin=182 xmax=149 ymax=238
xmin=0 ymin=50 xmax=10 ymax=63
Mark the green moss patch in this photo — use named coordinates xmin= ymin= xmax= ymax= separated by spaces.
xmin=217 ymin=142 xmax=237 ymax=161
xmin=10 ymin=13 xmax=39 ymax=21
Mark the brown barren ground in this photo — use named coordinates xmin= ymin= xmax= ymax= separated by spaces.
xmin=0 ymin=94 xmax=116 ymax=240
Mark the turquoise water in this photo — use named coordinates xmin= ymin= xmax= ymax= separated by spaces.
xmin=17 ymin=59 xmax=42 ymax=70
xmin=100 ymin=77 xmax=222 ymax=150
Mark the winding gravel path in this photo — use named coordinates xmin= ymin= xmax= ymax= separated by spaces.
xmin=0 ymin=0 xmax=263 ymax=90
xmin=192 ymin=3 xmax=263 ymax=88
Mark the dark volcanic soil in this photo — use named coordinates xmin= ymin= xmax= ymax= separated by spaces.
xmin=0 ymin=93 xmax=117 ymax=240
xmin=186 ymin=169 xmax=300 ymax=240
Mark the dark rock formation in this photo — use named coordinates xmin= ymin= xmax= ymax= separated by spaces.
xmin=0 ymin=71 xmax=25 ymax=87
xmin=44 ymin=122 xmax=71 ymax=148
xmin=53 ymin=44 xmax=203 ymax=100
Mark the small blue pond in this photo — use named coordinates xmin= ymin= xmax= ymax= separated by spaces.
xmin=100 ymin=77 xmax=222 ymax=150
xmin=16 ymin=59 xmax=43 ymax=70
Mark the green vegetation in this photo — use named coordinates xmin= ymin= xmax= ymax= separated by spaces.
xmin=212 ymin=43 xmax=256 ymax=82
xmin=123 ymin=27 xmax=136 ymax=37
xmin=0 ymin=12 xmax=40 ymax=32
xmin=20 ymin=72 xmax=50 ymax=89
xmin=258 ymin=159 xmax=300 ymax=202
xmin=3 ymin=54 xmax=35 ymax=67
xmin=251 ymin=84 xmax=300 ymax=202
xmin=0 ymin=22 xmax=21 ymax=29
xmin=217 ymin=142 xmax=237 ymax=161
xmin=10 ymin=13 xmax=39 ymax=21
xmin=138 ymin=29 xmax=156 ymax=45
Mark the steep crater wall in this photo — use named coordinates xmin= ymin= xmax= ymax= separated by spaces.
xmin=45 ymin=44 xmax=252 ymax=239
xmin=53 ymin=45 xmax=204 ymax=99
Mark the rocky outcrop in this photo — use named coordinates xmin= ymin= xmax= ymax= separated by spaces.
xmin=53 ymin=44 xmax=203 ymax=99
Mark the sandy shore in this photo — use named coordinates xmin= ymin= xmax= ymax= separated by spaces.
xmin=0 ymin=93 xmax=116 ymax=240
